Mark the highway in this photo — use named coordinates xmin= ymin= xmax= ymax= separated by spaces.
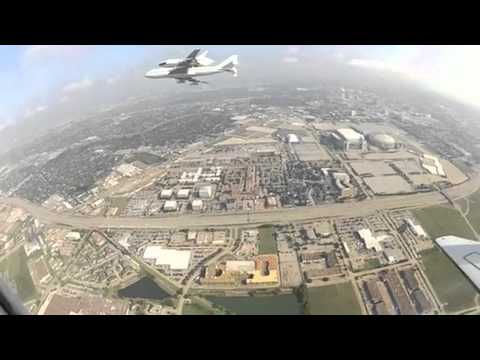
xmin=2 ymin=171 xmax=480 ymax=230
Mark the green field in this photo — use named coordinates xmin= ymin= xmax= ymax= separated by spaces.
xmin=0 ymin=247 xmax=37 ymax=302
xmin=421 ymin=247 xmax=478 ymax=313
xmin=257 ymin=225 xmax=278 ymax=255
xmin=306 ymin=282 xmax=363 ymax=315
xmin=357 ymin=258 xmax=381 ymax=273
xmin=465 ymin=190 xmax=480 ymax=234
xmin=412 ymin=205 xmax=476 ymax=240
xmin=207 ymin=294 xmax=302 ymax=315
xmin=108 ymin=197 xmax=130 ymax=211
xmin=182 ymin=303 xmax=216 ymax=315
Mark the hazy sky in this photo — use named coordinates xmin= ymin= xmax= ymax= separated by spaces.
xmin=1 ymin=45 xmax=480 ymax=127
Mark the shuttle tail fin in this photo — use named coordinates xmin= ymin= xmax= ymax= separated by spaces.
xmin=218 ymin=55 xmax=239 ymax=76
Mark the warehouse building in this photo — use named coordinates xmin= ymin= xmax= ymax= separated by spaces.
xmin=163 ymin=200 xmax=178 ymax=212
xmin=143 ymin=246 xmax=192 ymax=271
xmin=191 ymin=199 xmax=203 ymax=211
xmin=405 ymin=218 xmax=427 ymax=238
xmin=198 ymin=185 xmax=213 ymax=199
xmin=160 ymin=189 xmax=173 ymax=199
xmin=176 ymin=189 xmax=190 ymax=199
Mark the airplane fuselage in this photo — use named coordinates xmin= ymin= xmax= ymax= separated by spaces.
xmin=145 ymin=65 xmax=224 ymax=79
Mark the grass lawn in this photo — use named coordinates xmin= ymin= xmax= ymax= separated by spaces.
xmin=258 ymin=225 xmax=278 ymax=255
xmin=465 ymin=190 xmax=480 ymax=234
xmin=207 ymin=294 xmax=302 ymax=315
xmin=108 ymin=197 xmax=130 ymax=212
xmin=0 ymin=247 xmax=37 ymax=302
xmin=306 ymin=282 xmax=363 ymax=315
xmin=412 ymin=205 xmax=476 ymax=240
xmin=182 ymin=303 xmax=216 ymax=315
xmin=359 ymin=258 xmax=381 ymax=272
xmin=421 ymin=246 xmax=478 ymax=313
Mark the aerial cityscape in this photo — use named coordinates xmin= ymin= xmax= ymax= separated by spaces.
xmin=1 ymin=45 xmax=480 ymax=315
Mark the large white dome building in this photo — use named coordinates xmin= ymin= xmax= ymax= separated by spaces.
xmin=367 ymin=133 xmax=396 ymax=150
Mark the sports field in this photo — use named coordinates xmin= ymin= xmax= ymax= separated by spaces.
xmin=258 ymin=225 xmax=278 ymax=254
xmin=306 ymin=282 xmax=363 ymax=315
xmin=412 ymin=205 xmax=475 ymax=240
xmin=421 ymin=247 xmax=477 ymax=313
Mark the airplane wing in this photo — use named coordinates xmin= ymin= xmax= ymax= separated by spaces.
xmin=0 ymin=278 xmax=30 ymax=315
xmin=436 ymin=236 xmax=480 ymax=291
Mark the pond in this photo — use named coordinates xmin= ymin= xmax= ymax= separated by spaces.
xmin=118 ymin=277 xmax=170 ymax=301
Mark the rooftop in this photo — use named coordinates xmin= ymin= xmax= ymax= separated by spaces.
xmin=143 ymin=246 xmax=191 ymax=270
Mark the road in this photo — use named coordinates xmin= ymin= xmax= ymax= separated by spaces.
xmin=176 ymin=248 xmax=230 ymax=315
xmin=2 ymin=171 xmax=480 ymax=230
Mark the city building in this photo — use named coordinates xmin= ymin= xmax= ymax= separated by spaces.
xmin=187 ymin=231 xmax=197 ymax=241
xmin=287 ymin=134 xmax=300 ymax=144
xmin=357 ymin=228 xmax=383 ymax=252
xmin=160 ymin=189 xmax=173 ymax=199
xmin=198 ymin=185 xmax=213 ymax=199
xmin=212 ymin=231 xmax=227 ymax=245
xmin=334 ymin=128 xmax=366 ymax=151
xmin=176 ymin=189 xmax=190 ymax=199
xmin=191 ymin=199 xmax=203 ymax=211
xmin=143 ymin=246 xmax=192 ymax=271
xmin=332 ymin=172 xmax=353 ymax=199
xmin=65 ymin=231 xmax=81 ymax=241
xmin=405 ymin=218 xmax=427 ymax=238
xmin=367 ymin=133 xmax=397 ymax=150
xmin=246 ymin=255 xmax=279 ymax=285
xmin=225 ymin=260 xmax=255 ymax=273
xmin=163 ymin=200 xmax=178 ymax=212
xmin=314 ymin=222 xmax=332 ymax=238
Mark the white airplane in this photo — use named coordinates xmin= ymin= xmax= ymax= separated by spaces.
xmin=145 ymin=50 xmax=239 ymax=85
xmin=157 ymin=48 xmax=214 ymax=68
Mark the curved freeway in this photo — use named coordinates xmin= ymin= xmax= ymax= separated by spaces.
xmin=2 ymin=171 xmax=480 ymax=230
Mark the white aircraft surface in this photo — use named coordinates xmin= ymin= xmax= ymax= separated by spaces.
xmin=145 ymin=49 xmax=238 ymax=85
xmin=158 ymin=48 xmax=214 ymax=68
xmin=435 ymin=236 xmax=480 ymax=291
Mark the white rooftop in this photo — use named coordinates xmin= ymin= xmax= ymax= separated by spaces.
xmin=357 ymin=228 xmax=383 ymax=252
xmin=143 ymin=246 xmax=191 ymax=270
xmin=287 ymin=134 xmax=300 ymax=143
xmin=337 ymin=128 xmax=364 ymax=142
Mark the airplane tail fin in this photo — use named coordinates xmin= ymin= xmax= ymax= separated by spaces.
xmin=218 ymin=55 xmax=239 ymax=76
xmin=197 ymin=51 xmax=215 ymax=66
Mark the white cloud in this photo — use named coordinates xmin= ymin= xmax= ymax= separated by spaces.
xmin=349 ymin=46 xmax=480 ymax=107
xmin=60 ymin=96 xmax=70 ymax=103
xmin=350 ymin=58 xmax=394 ymax=71
xmin=24 ymin=45 xmax=93 ymax=63
xmin=287 ymin=46 xmax=300 ymax=55
xmin=106 ymin=77 xmax=117 ymax=85
xmin=283 ymin=56 xmax=299 ymax=63
xmin=24 ymin=105 xmax=48 ymax=119
xmin=63 ymin=78 xmax=94 ymax=93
